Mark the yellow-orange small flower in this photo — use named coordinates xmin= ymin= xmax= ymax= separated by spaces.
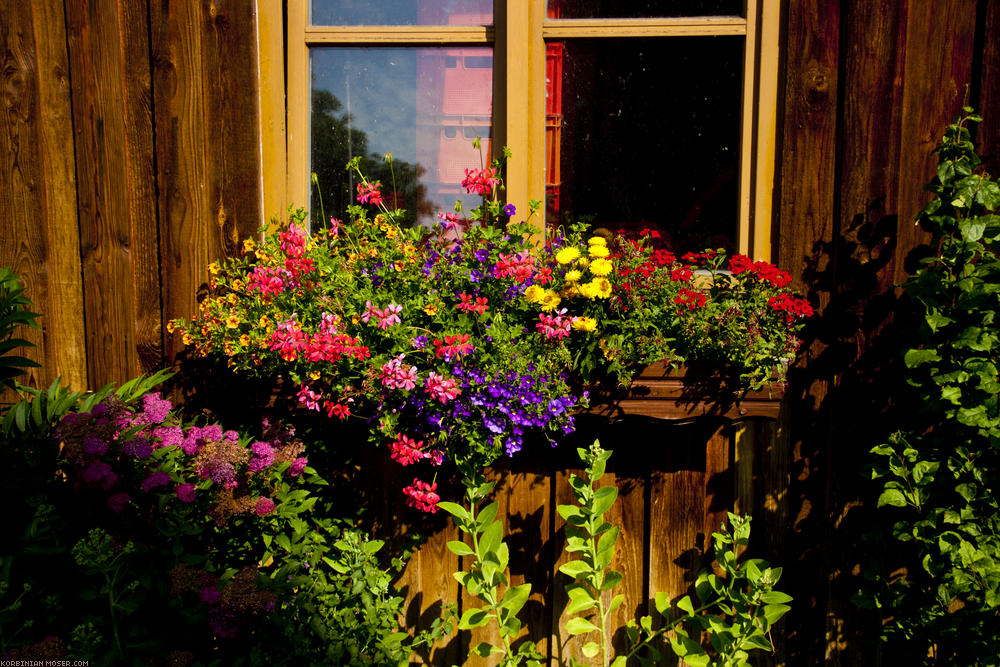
xmin=208 ymin=262 xmax=220 ymax=276
xmin=308 ymin=370 xmax=321 ymax=381
xmin=403 ymin=244 xmax=417 ymax=257
xmin=242 ymin=238 xmax=256 ymax=253
xmin=226 ymin=293 xmax=239 ymax=306
xmin=232 ymin=279 xmax=244 ymax=291
xmin=258 ymin=315 xmax=272 ymax=329
xmin=351 ymin=314 xmax=361 ymax=325
xmin=368 ymin=248 xmax=379 ymax=258
xmin=564 ymin=270 xmax=582 ymax=283
xmin=423 ymin=304 xmax=439 ymax=316
xmin=572 ymin=317 xmax=597 ymax=332
xmin=182 ymin=332 xmax=194 ymax=345
xmin=225 ymin=315 xmax=240 ymax=329
xmin=166 ymin=321 xmax=177 ymax=334
xmin=239 ymin=334 xmax=251 ymax=346
xmin=386 ymin=226 xmax=398 ymax=239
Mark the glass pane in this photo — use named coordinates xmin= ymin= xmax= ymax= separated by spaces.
xmin=311 ymin=47 xmax=493 ymax=227
xmin=545 ymin=37 xmax=742 ymax=253
xmin=312 ymin=0 xmax=492 ymax=26
xmin=546 ymin=0 xmax=743 ymax=19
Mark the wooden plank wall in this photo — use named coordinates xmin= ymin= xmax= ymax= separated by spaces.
xmin=3 ymin=1 xmax=1000 ymax=664
xmin=778 ymin=0 xmax=1000 ymax=664
xmin=0 ymin=0 xmax=262 ymax=395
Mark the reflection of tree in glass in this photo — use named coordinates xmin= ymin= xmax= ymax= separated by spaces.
xmin=311 ymin=89 xmax=429 ymax=227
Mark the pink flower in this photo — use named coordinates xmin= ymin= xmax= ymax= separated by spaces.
xmin=456 ymin=293 xmax=489 ymax=315
xmin=380 ymin=355 xmax=418 ymax=391
xmin=289 ymin=457 xmax=308 ymax=476
xmin=176 ymin=483 xmax=197 ymax=503
xmin=356 ymin=181 xmax=384 ymax=206
xmin=141 ymin=471 xmax=171 ymax=492
xmin=296 ymin=384 xmax=322 ymax=412
xmin=377 ymin=303 xmax=403 ymax=330
xmin=402 ymin=478 xmax=441 ymax=513
xmin=493 ymin=252 xmax=536 ymax=283
xmin=536 ymin=309 xmax=572 ymax=340
xmin=462 ymin=167 xmax=499 ymax=196
xmin=433 ymin=334 xmax=474 ymax=359
xmin=390 ymin=434 xmax=428 ymax=466
xmin=254 ymin=497 xmax=276 ymax=516
xmin=425 ymin=372 xmax=461 ymax=403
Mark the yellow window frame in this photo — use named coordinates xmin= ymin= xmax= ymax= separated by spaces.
xmin=259 ymin=1 xmax=781 ymax=259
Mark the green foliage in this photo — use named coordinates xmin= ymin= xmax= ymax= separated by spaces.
xmin=556 ymin=440 xmax=623 ymax=667
xmin=555 ymin=443 xmax=789 ymax=667
xmin=438 ymin=466 xmax=545 ymax=666
xmin=861 ymin=109 xmax=1000 ymax=663
xmin=0 ymin=267 xmax=41 ymax=392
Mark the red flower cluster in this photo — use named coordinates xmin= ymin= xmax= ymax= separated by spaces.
xmin=494 ymin=252 xmax=536 ymax=283
xmin=674 ymin=288 xmax=708 ymax=313
xmin=433 ymin=333 xmax=474 ymax=358
xmin=728 ymin=253 xmax=754 ymax=274
xmin=768 ymin=293 xmax=813 ymax=323
xmin=456 ymin=293 xmax=489 ymax=315
xmin=403 ymin=478 xmax=440 ymax=513
xmin=752 ymin=261 xmax=792 ymax=288
xmin=270 ymin=319 xmax=368 ymax=363
xmin=356 ymin=181 xmax=384 ymax=206
xmin=670 ymin=267 xmax=693 ymax=282
xmin=461 ymin=167 xmax=500 ymax=196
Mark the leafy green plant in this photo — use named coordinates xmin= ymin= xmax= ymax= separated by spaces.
xmin=0 ymin=267 xmax=41 ymax=392
xmin=556 ymin=441 xmax=623 ymax=666
xmin=557 ymin=443 xmax=790 ymax=667
xmin=859 ymin=109 xmax=1000 ymax=663
xmin=439 ymin=466 xmax=543 ymax=666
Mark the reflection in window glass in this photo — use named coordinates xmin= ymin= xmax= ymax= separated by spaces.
xmin=311 ymin=0 xmax=492 ymax=26
xmin=545 ymin=38 xmax=742 ymax=252
xmin=311 ymin=47 xmax=493 ymax=227
xmin=546 ymin=0 xmax=743 ymax=19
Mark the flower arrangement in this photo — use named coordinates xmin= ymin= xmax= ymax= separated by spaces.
xmin=170 ymin=146 xmax=812 ymax=511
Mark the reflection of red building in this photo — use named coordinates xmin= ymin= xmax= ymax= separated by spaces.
xmin=415 ymin=5 xmax=493 ymax=222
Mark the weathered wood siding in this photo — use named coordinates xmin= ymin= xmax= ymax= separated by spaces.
xmin=2 ymin=1 xmax=1000 ymax=665
xmin=0 ymin=0 xmax=262 ymax=395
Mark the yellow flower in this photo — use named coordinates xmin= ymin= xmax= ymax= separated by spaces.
xmin=200 ymin=325 xmax=211 ymax=337
xmin=232 ymin=279 xmax=244 ymax=291
xmin=588 ymin=244 xmax=610 ymax=258
xmin=225 ymin=315 xmax=240 ymax=329
xmin=572 ymin=317 xmax=597 ymax=332
xmin=403 ymin=244 xmax=417 ymax=257
xmin=166 ymin=321 xmax=177 ymax=334
xmin=259 ymin=315 xmax=271 ymax=329
xmin=348 ymin=252 xmax=358 ymax=263
xmin=589 ymin=258 xmax=613 ymax=276
xmin=555 ymin=246 xmax=581 ymax=265
xmin=242 ymin=238 xmax=256 ymax=253
xmin=308 ymin=370 xmax=321 ymax=381
xmin=578 ymin=257 xmax=590 ymax=268
xmin=561 ymin=284 xmax=580 ymax=299
xmin=593 ymin=277 xmax=612 ymax=298
xmin=208 ymin=262 xmax=220 ymax=275
xmin=539 ymin=290 xmax=562 ymax=312
xmin=386 ymin=226 xmax=398 ymax=239
xmin=564 ymin=270 xmax=582 ymax=282
xmin=351 ymin=314 xmax=361 ymax=325
xmin=579 ymin=281 xmax=599 ymax=299
xmin=368 ymin=248 xmax=379 ymax=258
xmin=182 ymin=332 xmax=194 ymax=345
xmin=239 ymin=334 xmax=251 ymax=346
xmin=524 ymin=284 xmax=545 ymax=303
xmin=587 ymin=236 xmax=607 ymax=247
xmin=424 ymin=304 xmax=439 ymax=316
xmin=394 ymin=261 xmax=406 ymax=272
xmin=226 ymin=293 xmax=239 ymax=305
xmin=223 ymin=342 xmax=236 ymax=356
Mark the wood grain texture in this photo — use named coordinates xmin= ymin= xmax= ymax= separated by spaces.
xmin=893 ymin=0 xmax=977 ymax=286
xmin=0 ymin=2 xmax=50 ymax=395
xmin=977 ymin=0 xmax=1000 ymax=176
xmin=30 ymin=0 xmax=86 ymax=391
xmin=65 ymin=0 xmax=160 ymax=388
xmin=151 ymin=0 xmax=262 ymax=364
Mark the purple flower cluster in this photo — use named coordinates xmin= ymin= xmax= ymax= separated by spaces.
xmin=56 ymin=392 xmax=310 ymax=525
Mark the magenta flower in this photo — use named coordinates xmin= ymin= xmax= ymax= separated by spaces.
xmin=289 ymin=457 xmax=308 ymax=476
xmin=380 ymin=355 xmax=418 ymax=391
xmin=82 ymin=461 xmax=117 ymax=489
xmin=425 ymin=372 xmax=461 ymax=403
xmin=176 ymin=483 xmax=197 ymax=503
xmin=141 ymin=471 xmax=171 ymax=492
xmin=107 ymin=492 xmax=130 ymax=513
xmin=377 ymin=303 xmax=403 ymax=330
xmin=402 ymin=478 xmax=440 ymax=513
xmin=254 ymin=497 xmax=276 ymax=516
xmin=296 ymin=384 xmax=322 ymax=412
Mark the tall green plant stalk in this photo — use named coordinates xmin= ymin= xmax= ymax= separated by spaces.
xmin=438 ymin=467 xmax=542 ymax=666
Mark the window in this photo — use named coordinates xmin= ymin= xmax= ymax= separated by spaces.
xmin=266 ymin=0 xmax=780 ymax=258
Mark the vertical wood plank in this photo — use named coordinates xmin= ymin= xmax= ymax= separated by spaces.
xmin=977 ymin=0 xmax=1000 ymax=176
xmin=894 ymin=0 xmax=978 ymax=285
xmin=31 ymin=0 xmax=87 ymax=391
xmin=776 ymin=1 xmax=841 ymax=663
xmin=65 ymin=0 xmax=160 ymax=388
xmin=504 ymin=467 xmax=551 ymax=660
xmin=704 ymin=424 xmax=731 ymax=548
xmin=151 ymin=1 xmax=263 ymax=365
xmin=0 ymin=2 xmax=52 ymax=395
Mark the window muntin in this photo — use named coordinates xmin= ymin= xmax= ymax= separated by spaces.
xmin=311 ymin=0 xmax=493 ymax=26
xmin=545 ymin=0 xmax=744 ymax=19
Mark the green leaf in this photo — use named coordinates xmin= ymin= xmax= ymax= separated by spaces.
xmin=581 ymin=642 xmax=601 ymax=658
xmin=559 ymin=560 xmax=594 ymax=579
xmin=458 ymin=608 xmax=491 ymax=630
xmin=763 ymin=603 xmax=791 ymax=625
xmin=447 ymin=540 xmax=475 ymax=557
xmin=904 ymin=348 xmax=941 ymax=368
xmin=592 ymin=485 xmax=618 ymax=516
xmin=565 ymin=617 xmax=599 ymax=636
xmin=500 ymin=583 xmax=531 ymax=616
xmin=565 ymin=584 xmax=598 ymax=614
xmin=601 ymin=570 xmax=623 ymax=591
xmin=275 ymin=534 xmax=292 ymax=552
xmin=480 ymin=520 xmax=503 ymax=555
xmin=477 ymin=501 xmax=499 ymax=530
xmin=877 ymin=489 xmax=908 ymax=508
xmin=761 ymin=591 xmax=794 ymax=604
xmin=654 ymin=591 xmax=672 ymax=615
xmin=437 ymin=501 xmax=469 ymax=523
xmin=677 ymin=594 xmax=696 ymax=616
